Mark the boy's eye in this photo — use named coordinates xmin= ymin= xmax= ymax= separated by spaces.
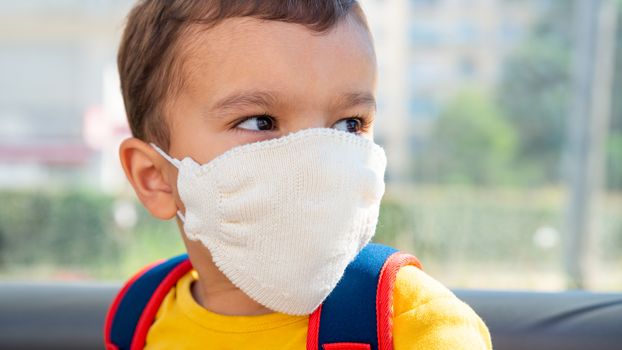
xmin=333 ymin=118 xmax=362 ymax=134
xmin=236 ymin=115 xmax=276 ymax=131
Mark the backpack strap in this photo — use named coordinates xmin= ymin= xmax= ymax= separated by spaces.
xmin=307 ymin=243 xmax=422 ymax=350
xmin=104 ymin=254 xmax=192 ymax=350
xmin=105 ymin=243 xmax=421 ymax=350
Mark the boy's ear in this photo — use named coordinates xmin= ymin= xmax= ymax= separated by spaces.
xmin=119 ymin=137 xmax=178 ymax=220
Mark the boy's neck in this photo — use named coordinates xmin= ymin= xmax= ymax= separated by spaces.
xmin=190 ymin=278 xmax=272 ymax=316
xmin=183 ymin=233 xmax=274 ymax=316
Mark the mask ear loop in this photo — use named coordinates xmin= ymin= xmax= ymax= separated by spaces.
xmin=177 ymin=211 xmax=186 ymax=224
xmin=150 ymin=143 xmax=182 ymax=169
xmin=150 ymin=143 xmax=186 ymax=224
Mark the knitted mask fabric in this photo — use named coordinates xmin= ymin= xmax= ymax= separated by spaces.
xmin=152 ymin=128 xmax=387 ymax=315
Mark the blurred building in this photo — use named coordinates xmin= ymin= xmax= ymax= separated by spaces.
xmin=0 ymin=0 xmax=542 ymax=189
xmin=0 ymin=0 xmax=132 ymax=190
xmin=362 ymin=0 xmax=540 ymax=181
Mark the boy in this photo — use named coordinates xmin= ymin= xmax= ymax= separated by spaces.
xmin=108 ymin=0 xmax=493 ymax=349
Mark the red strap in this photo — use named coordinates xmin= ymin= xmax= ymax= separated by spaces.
xmin=376 ymin=252 xmax=422 ymax=350
xmin=307 ymin=305 xmax=322 ymax=350
xmin=130 ymin=259 xmax=193 ymax=350
xmin=307 ymin=252 xmax=422 ymax=350
xmin=323 ymin=343 xmax=371 ymax=350
xmin=103 ymin=259 xmax=165 ymax=348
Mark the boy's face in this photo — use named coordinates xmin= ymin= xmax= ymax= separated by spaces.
xmin=164 ymin=14 xmax=377 ymax=165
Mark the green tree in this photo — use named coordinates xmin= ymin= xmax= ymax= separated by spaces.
xmin=497 ymin=0 xmax=622 ymax=189
xmin=497 ymin=1 xmax=573 ymax=184
xmin=608 ymin=0 xmax=622 ymax=189
xmin=607 ymin=134 xmax=622 ymax=189
xmin=417 ymin=90 xmax=517 ymax=186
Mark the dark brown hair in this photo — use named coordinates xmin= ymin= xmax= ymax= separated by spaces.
xmin=117 ymin=0 xmax=369 ymax=149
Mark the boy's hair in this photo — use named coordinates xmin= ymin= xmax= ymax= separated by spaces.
xmin=118 ymin=0 xmax=369 ymax=149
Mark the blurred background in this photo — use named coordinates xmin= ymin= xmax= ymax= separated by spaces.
xmin=0 ymin=0 xmax=620 ymax=292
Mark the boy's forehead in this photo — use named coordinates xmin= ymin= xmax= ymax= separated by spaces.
xmin=177 ymin=15 xmax=376 ymax=107
xmin=183 ymin=15 xmax=375 ymax=62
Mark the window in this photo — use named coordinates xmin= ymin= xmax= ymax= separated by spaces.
xmin=1 ymin=0 xmax=620 ymax=294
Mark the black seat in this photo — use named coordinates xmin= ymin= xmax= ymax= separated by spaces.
xmin=0 ymin=283 xmax=620 ymax=349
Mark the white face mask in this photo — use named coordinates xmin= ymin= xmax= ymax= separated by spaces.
xmin=151 ymin=128 xmax=387 ymax=315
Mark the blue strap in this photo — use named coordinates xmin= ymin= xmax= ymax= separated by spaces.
xmin=110 ymin=254 xmax=189 ymax=350
xmin=110 ymin=244 xmax=398 ymax=349
xmin=317 ymin=243 xmax=398 ymax=350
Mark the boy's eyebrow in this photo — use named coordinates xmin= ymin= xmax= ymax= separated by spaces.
xmin=209 ymin=90 xmax=376 ymax=115
xmin=211 ymin=90 xmax=280 ymax=114
xmin=333 ymin=92 xmax=377 ymax=112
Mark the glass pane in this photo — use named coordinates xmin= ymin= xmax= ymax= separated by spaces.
xmin=0 ymin=0 xmax=620 ymax=292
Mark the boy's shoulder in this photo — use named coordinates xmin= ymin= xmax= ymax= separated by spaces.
xmin=392 ymin=265 xmax=493 ymax=349
xmin=393 ymin=264 xmax=456 ymax=313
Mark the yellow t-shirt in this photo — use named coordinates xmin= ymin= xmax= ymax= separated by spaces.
xmin=144 ymin=266 xmax=492 ymax=349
